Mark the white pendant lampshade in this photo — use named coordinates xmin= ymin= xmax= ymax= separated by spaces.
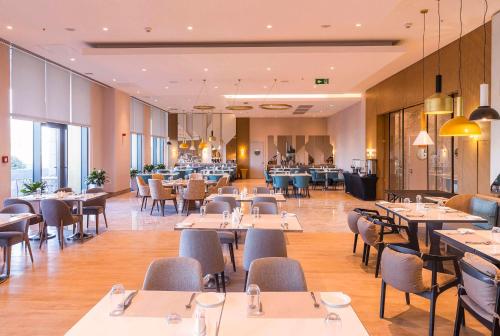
xmin=413 ymin=130 xmax=435 ymax=146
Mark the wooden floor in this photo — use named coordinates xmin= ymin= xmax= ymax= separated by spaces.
xmin=0 ymin=179 xmax=488 ymax=335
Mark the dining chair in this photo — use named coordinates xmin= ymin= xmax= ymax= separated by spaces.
xmin=292 ymin=175 xmax=311 ymax=198
xmin=205 ymin=201 xmax=236 ymax=271
xmin=136 ymin=176 xmax=151 ymax=211
xmin=243 ymin=229 xmax=287 ymax=290
xmin=246 ymin=257 xmax=307 ymax=292
xmin=252 ymin=202 xmax=278 ymax=215
xmin=310 ymin=170 xmax=326 ymax=190
xmin=3 ymin=198 xmax=44 ymax=240
xmin=264 ymin=170 xmax=273 ymax=187
xmin=251 ymin=196 xmax=277 ymax=206
xmin=444 ymin=195 xmax=499 ymax=230
xmin=454 ymin=253 xmax=500 ymax=335
xmin=151 ymin=173 xmax=164 ymax=180
xmin=148 ymin=179 xmax=178 ymax=216
xmin=0 ymin=204 xmax=34 ymax=281
xmin=189 ymin=173 xmax=203 ymax=180
xmin=213 ymin=196 xmax=238 ymax=211
xmin=82 ymin=187 xmax=108 ymax=234
xmin=182 ymin=180 xmax=205 ymax=215
xmin=40 ymin=199 xmax=83 ymax=249
xmin=207 ymin=176 xmax=224 ymax=194
xmin=142 ymin=257 xmax=203 ymax=291
xmin=220 ymin=186 xmax=238 ymax=194
xmin=380 ymin=244 xmax=460 ymax=336
xmin=357 ymin=215 xmax=411 ymax=277
xmin=179 ymin=230 xmax=227 ymax=292
xmin=347 ymin=208 xmax=380 ymax=254
xmin=253 ymin=186 xmax=270 ymax=194
xmin=55 ymin=187 xmax=77 ymax=211
xmin=272 ymin=175 xmax=290 ymax=196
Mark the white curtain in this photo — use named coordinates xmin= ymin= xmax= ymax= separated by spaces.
xmin=46 ymin=63 xmax=71 ymax=123
xmin=151 ymin=107 xmax=167 ymax=137
xmin=130 ymin=99 xmax=145 ymax=134
xmin=71 ymin=74 xmax=91 ymax=126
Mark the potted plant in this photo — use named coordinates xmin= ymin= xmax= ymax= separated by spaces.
xmin=85 ymin=169 xmax=109 ymax=188
xmin=20 ymin=180 xmax=47 ymax=195
xmin=155 ymin=163 xmax=166 ymax=171
xmin=143 ymin=164 xmax=155 ymax=173
xmin=130 ymin=168 xmax=139 ymax=191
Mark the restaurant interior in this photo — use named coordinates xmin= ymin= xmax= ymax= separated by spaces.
xmin=1 ymin=1 xmax=500 ymax=335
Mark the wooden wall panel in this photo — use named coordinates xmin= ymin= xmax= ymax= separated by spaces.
xmin=366 ymin=23 xmax=492 ymax=196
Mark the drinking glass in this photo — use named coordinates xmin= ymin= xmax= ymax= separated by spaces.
xmin=233 ymin=189 xmax=239 ymax=196
xmin=416 ymin=195 xmax=422 ymax=203
xmin=218 ymin=188 xmax=222 ymax=195
xmin=109 ymin=284 xmax=125 ymax=315
xmin=200 ymin=205 xmax=206 ymax=217
xmin=403 ymin=198 xmax=411 ymax=204
xmin=222 ymin=210 xmax=230 ymax=225
xmin=252 ymin=206 xmax=260 ymax=219
xmin=324 ymin=312 xmax=342 ymax=334
xmin=270 ymin=189 xmax=275 ymax=195
xmin=280 ymin=211 xmax=288 ymax=228
xmin=166 ymin=312 xmax=182 ymax=325
xmin=253 ymin=187 xmax=257 ymax=195
xmin=246 ymin=284 xmax=261 ymax=316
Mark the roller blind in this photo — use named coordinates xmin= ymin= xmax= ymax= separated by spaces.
xmin=151 ymin=107 xmax=167 ymax=137
xmin=46 ymin=63 xmax=71 ymax=123
xmin=11 ymin=49 xmax=46 ymax=120
xmin=130 ymin=99 xmax=145 ymax=134
xmin=71 ymin=74 xmax=91 ymax=126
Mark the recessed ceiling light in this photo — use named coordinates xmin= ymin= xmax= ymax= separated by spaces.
xmin=214 ymin=86 xmax=218 ymax=89
xmin=136 ymin=90 xmax=140 ymax=94
xmin=187 ymin=26 xmax=193 ymax=30
xmin=329 ymin=104 xmax=335 ymax=107
xmin=69 ymin=58 xmax=76 ymax=62
xmin=112 ymin=78 xmax=117 ymax=82
xmin=355 ymin=23 xmax=362 ymax=27
xmin=154 ymin=99 xmax=158 ymax=102
xmin=141 ymin=68 xmax=147 ymax=72
xmin=330 ymin=66 xmax=335 ymax=70
xmin=266 ymin=24 xmax=273 ymax=29
xmin=164 ymin=86 xmax=169 ymax=89
xmin=102 ymin=27 xmax=109 ymax=31
xmin=6 ymin=25 xmax=13 ymax=30
xmin=266 ymin=67 xmax=271 ymax=71
xmin=204 ymin=68 xmax=208 ymax=72
xmin=223 ymin=93 xmax=362 ymax=99
xmin=313 ymin=85 xmax=317 ymax=88
xmin=263 ymin=86 xmax=268 ymax=89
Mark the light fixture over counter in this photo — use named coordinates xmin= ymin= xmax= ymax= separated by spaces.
xmin=440 ymin=97 xmax=481 ymax=137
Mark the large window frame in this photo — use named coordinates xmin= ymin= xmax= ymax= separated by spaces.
xmin=151 ymin=136 xmax=165 ymax=165
xmin=130 ymin=133 xmax=144 ymax=171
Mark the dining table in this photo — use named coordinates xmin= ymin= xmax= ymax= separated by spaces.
xmin=204 ymin=193 xmax=286 ymax=203
xmin=66 ymin=290 xmax=368 ymax=336
xmin=174 ymin=213 xmax=303 ymax=232
xmin=375 ymin=201 xmax=488 ymax=255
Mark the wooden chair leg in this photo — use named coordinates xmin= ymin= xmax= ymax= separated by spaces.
xmin=221 ymin=271 xmax=226 ymax=293
xmin=429 ymin=293 xmax=437 ymax=336
xmin=39 ymin=224 xmax=46 ymax=249
xmin=173 ymin=199 xmax=178 ymax=214
xmin=453 ymin=301 xmax=463 ymax=336
xmin=161 ymin=200 xmax=165 ymax=216
xmin=95 ymin=214 xmax=99 ymax=235
xmin=228 ymin=243 xmax=236 ymax=272
xmin=375 ymin=244 xmax=384 ymax=278
xmin=234 ymin=231 xmax=239 ymax=249
xmin=25 ymin=238 xmax=34 ymax=263
xmin=380 ymin=280 xmax=387 ymax=318
xmin=405 ymin=292 xmax=411 ymax=305
xmin=103 ymin=210 xmax=108 ymax=228
xmin=353 ymin=234 xmax=358 ymax=253
xmin=58 ymin=225 xmax=64 ymax=250
xmin=79 ymin=219 xmax=84 ymax=243
xmin=150 ymin=200 xmax=156 ymax=215
xmin=365 ymin=246 xmax=371 ymax=265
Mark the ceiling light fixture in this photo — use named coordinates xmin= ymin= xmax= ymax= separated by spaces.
xmin=6 ymin=25 xmax=13 ymax=30
xmin=266 ymin=67 xmax=271 ymax=71
xmin=69 ymin=58 xmax=76 ymax=62
xmin=330 ymin=66 xmax=335 ymax=70
xmin=223 ymin=93 xmax=361 ymax=99
xmin=425 ymin=0 xmax=453 ymax=115
xmin=413 ymin=9 xmax=434 ymax=147
xmin=204 ymin=68 xmax=208 ymax=72
xmin=260 ymin=103 xmax=293 ymax=110
xmin=164 ymin=86 xmax=169 ymax=89
xmin=266 ymin=24 xmax=273 ymax=29
xmin=469 ymin=0 xmax=499 ymax=121
xmin=187 ymin=26 xmax=193 ymax=30
xmin=112 ymin=78 xmax=117 ymax=82
xmin=355 ymin=23 xmax=362 ymax=27
xmin=214 ymin=86 xmax=218 ymax=89
xmin=141 ymin=68 xmax=147 ymax=72
xmin=102 ymin=27 xmax=109 ymax=31
xmin=226 ymin=79 xmax=254 ymax=111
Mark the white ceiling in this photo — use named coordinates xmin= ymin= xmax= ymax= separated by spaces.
xmin=1 ymin=0 xmax=498 ymax=117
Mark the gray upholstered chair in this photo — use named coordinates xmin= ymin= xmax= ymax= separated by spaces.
xmin=205 ymin=201 xmax=236 ymax=272
xmin=0 ymin=204 xmax=34 ymax=282
xmin=207 ymin=176 xmax=228 ymax=195
xmin=142 ymin=257 xmax=203 ymax=291
xmin=182 ymin=180 xmax=206 ymax=215
xmin=3 ymin=198 xmax=44 ymax=239
xmin=347 ymin=208 xmax=380 ymax=254
xmin=445 ymin=195 xmax=499 ymax=230
xmin=55 ymin=187 xmax=76 ymax=210
xmin=246 ymin=257 xmax=307 ymax=292
xmin=179 ymin=230 xmax=226 ymax=292
xmin=357 ymin=215 xmax=411 ymax=277
xmin=454 ymin=253 xmax=500 ymax=335
xmin=243 ymin=229 xmax=287 ymax=289
xmin=136 ymin=176 xmax=150 ymax=211
xmin=82 ymin=187 xmax=108 ymax=234
xmin=148 ymin=179 xmax=178 ymax=216
xmin=380 ymin=245 xmax=460 ymax=336
xmin=253 ymin=186 xmax=270 ymax=194
xmin=213 ymin=196 xmax=238 ymax=211
xmin=251 ymin=196 xmax=277 ymax=206
xmin=221 ymin=186 xmax=238 ymax=194
xmin=252 ymin=202 xmax=278 ymax=215
xmin=40 ymin=199 xmax=83 ymax=249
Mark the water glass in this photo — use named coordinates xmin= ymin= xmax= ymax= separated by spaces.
xmin=416 ymin=195 xmax=422 ymax=203
xmin=246 ymin=284 xmax=261 ymax=316
xmin=222 ymin=210 xmax=230 ymax=225
xmin=252 ymin=206 xmax=260 ymax=219
xmin=253 ymin=187 xmax=257 ymax=195
xmin=324 ymin=312 xmax=342 ymax=334
xmin=218 ymin=188 xmax=222 ymax=195
xmin=109 ymin=284 xmax=125 ymax=315
xmin=233 ymin=189 xmax=239 ymax=196
xmin=280 ymin=211 xmax=288 ymax=228
xmin=200 ymin=205 xmax=206 ymax=217
xmin=403 ymin=198 xmax=411 ymax=204
xmin=270 ymin=189 xmax=275 ymax=195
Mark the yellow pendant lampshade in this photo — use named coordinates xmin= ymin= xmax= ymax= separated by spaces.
xmin=198 ymin=139 xmax=207 ymax=149
xmin=439 ymin=97 xmax=481 ymax=137
xmin=424 ymin=76 xmax=453 ymax=115
xmin=179 ymin=140 xmax=189 ymax=149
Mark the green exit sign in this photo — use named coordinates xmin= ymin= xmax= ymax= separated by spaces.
xmin=315 ymin=78 xmax=329 ymax=85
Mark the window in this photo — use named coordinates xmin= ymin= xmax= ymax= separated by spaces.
xmin=130 ymin=133 xmax=143 ymax=171
xmin=10 ymin=118 xmax=34 ymax=196
xmin=68 ymin=125 xmax=89 ymax=193
xmin=151 ymin=136 xmax=165 ymax=165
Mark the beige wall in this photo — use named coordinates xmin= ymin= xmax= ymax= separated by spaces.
xmin=0 ymin=44 xmax=10 ymax=201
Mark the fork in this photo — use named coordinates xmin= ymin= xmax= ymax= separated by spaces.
xmin=185 ymin=292 xmax=196 ymax=309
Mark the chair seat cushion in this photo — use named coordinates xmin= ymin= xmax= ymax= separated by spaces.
xmin=217 ymin=232 xmax=235 ymax=244
xmin=0 ymin=232 xmax=24 ymax=246
xmin=421 ymin=269 xmax=457 ymax=290
xmin=382 ymin=234 xmax=409 ymax=245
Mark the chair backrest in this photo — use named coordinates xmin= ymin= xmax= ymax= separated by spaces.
xmin=221 ymin=186 xmax=238 ymax=194
xmin=179 ymin=230 xmax=225 ymax=275
xmin=151 ymin=173 xmax=164 ymax=180
xmin=357 ymin=217 xmax=379 ymax=246
xmin=184 ymin=180 xmax=205 ymax=200
xmin=264 ymin=170 xmax=272 ymax=182
xmin=55 ymin=187 xmax=73 ymax=193
xmin=148 ymin=179 xmax=171 ymax=200
xmin=293 ymin=175 xmax=311 ymax=188
xmin=3 ymin=198 xmax=36 ymax=214
xmin=213 ymin=196 xmax=237 ymax=211
xmin=460 ymin=253 xmax=500 ymax=317
xmin=0 ymin=204 xmax=31 ymax=232
xmin=252 ymin=202 xmax=278 ymax=215
xmin=83 ymin=187 xmax=106 ymax=207
xmin=380 ymin=246 xmax=427 ymax=294
xmin=205 ymin=201 xmax=231 ymax=214
xmin=273 ymin=175 xmax=290 ymax=188
xmin=136 ymin=176 xmax=150 ymax=197
xmin=252 ymin=196 xmax=277 ymax=206
xmin=471 ymin=197 xmax=499 ymax=228
xmin=446 ymin=194 xmax=474 ymax=213
xmin=190 ymin=173 xmax=203 ymax=180
xmin=40 ymin=199 xmax=74 ymax=227
xmin=136 ymin=176 xmax=147 ymax=186
xmin=254 ymin=187 xmax=270 ymax=194
xmin=142 ymin=257 xmax=203 ymax=291
xmin=247 ymin=257 xmax=307 ymax=292
xmin=347 ymin=210 xmax=362 ymax=234
xmin=243 ymin=229 xmax=287 ymax=270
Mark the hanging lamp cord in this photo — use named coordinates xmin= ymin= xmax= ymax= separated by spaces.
xmin=422 ymin=10 xmax=426 ymax=101
xmin=458 ymin=0 xmax=463 ymax=95
xmin=437 ymin=0 xmax=441 ymax=74
xmin=483 ymin=0 xmax=488 ymax=83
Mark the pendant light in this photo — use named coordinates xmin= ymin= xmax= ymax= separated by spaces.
xmin=208 ymin=113 xmax=216 ymax=142
xmin=413 ymin=9 xmax=435 ymax=146
xmin=469 ymin=0 xmax=499 ymax=121
xmin=440 ymin=0 xmax=481 ymax=137
xmin=189 ymin=140 xmax=196 ymax=151
xmin=178 ymin=114 xmax=189 ymax=149
xmin=425 ymin=0 xmax=453 ymax=115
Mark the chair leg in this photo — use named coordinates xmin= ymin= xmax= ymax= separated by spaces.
xmin=234 ymin=231 xmax=239 ymax=249
xmin=380 ymin=280 xmax=387 ymax=318
xmin=5 ymin=246 xmax=11 ymax=276
xmin=161 ymin=200 xmax=165 ymax=216
xmin=95 ymin=214 xmax=99 ymax=235
xmin=140 ymin=197 xmax=145 ymax=211
xmin=405 ymin=292 xmax=410 ymax=305
xmin=150 ymin=200 xmax=156 ymax=215
xmin=375 ymin=244 xmax=384 ymax=278
xmin=86 ymin=214 xmax=90 ymax=228
xmin=214 ymin=273 xmax=220 ymax=292
xmin=221 ymin=272 xmax=226 ymax=293
xmin=58 ymin=225 xmax=64 ymax=250
xmin=453 ymin=301 xmax=463 ymax=336
xmin=173 ymin=199 xmax=178 ymax=214
xmin=186 ymin=200 xmax=191 ymax=216
xmin=25 ymin=238 xmax=34 ymax=263
xmin=103 ymin=210 xmax=108 ymax=228
xmin=228 ymin=243 xmax=236 ymax=272
xmin=39 ymin=224 xmax=46 ymax=249
xmin=365 ymin=245 xmax=371 ymax=265
xmin=144 ymin=197 xmax=148 ymax=210
xmin=362 ymin=243 xmax=367 ymax=262
xmin=353 ymin=234 xmax=358 ymax=254
xmin=244 ymin=271 xmax=248 ymax=291
xmin=429 ymin=293 xmax=437 ymax=336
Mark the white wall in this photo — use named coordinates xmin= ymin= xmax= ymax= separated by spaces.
xmin=327 ymin=99 xmax=366 ymax=171
xmin=491 ymin=12 xmax=500 ymax=184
